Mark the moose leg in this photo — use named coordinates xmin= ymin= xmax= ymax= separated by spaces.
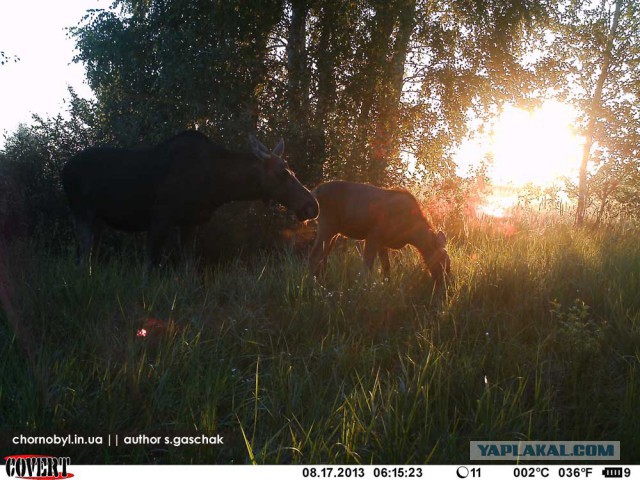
xmin=146 ymin=221 xmax=171 ymax=271
xmin=179 ymin=225 xmax=198 ymax=269
xmin=310 ymin=224 xmax=336 ymax=277
xmin=378 ymin=247 xmax=391 ymax=279
xmin=71 ymin=207 xmax=98 ymax=272
xmin=90 ymin=219 xmax=105 ymax=263
xmin=76 ymin=218 xmax=93 ymax=265
xmin=362 ymin=239 xmax=379 ymax=274
xmin=309 ymin=234 xmax=323 ymax=276
xmin=322 ymin=236 xmax=338 ymax=272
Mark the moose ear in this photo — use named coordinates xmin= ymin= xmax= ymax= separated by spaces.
xmin=435 ymin=230 xmax=447 ymax=249
xmin=249 ymin=134 xmax=270 ymax=160
xmin=249 ymin=134 xmax=260 ymax=153
xmin=272 ymin=138 xmax=285 ymax=157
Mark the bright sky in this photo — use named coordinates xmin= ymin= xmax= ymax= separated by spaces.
xmin=0 ymin=0 xmax=104 ymax=146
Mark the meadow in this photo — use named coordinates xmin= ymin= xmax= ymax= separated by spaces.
xmin=1 ymin=218 xmax=639 ymax=464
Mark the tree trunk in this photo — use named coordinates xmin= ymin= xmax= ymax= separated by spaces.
xmin=371 ymin=0 xmax=416 ymax=184
xmin=596 ymin=193 xmax=609 ymax=225
xmin=286 ymin=0 xmax=311 ymax=177
xmin=313 ymin=2 xmax=338 ymax=183
xmin=575 ymin=0 xmax=624 ymax=226
xmin=352 ymin=3 xmax=397 ymax=182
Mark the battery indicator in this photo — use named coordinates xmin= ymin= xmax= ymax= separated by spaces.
xmin=602 ymin=468 xmax=623 ymax=478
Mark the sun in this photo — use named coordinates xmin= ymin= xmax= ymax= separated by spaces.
xmin=489 ymin=101 xmax=583 ymax=187
xmin=454 ymin=100 xmax=584 ymax=218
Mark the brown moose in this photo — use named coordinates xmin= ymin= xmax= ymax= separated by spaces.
xmin=310 ymin=181 xmax=450 ymax=284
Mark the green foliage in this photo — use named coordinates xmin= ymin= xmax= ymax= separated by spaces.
xmin=0 ymin=96 xmax=103 ymax=245
xmin=2 ymin=224 xmax=639 ymax=463
xmin=0 ymin=126 xmax=67 ymax=243
xmin=68 ymin=0 xmax=548 ymax=186
xmin=71 ymin=0 xmax=283 ymax=147
xmin=541 ymin=0 xmax=640 ymax=222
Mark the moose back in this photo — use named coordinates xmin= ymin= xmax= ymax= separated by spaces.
xmin=62 ymin=131 xmax=319 ymax=269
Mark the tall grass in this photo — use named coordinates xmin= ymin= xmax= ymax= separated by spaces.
xmin=1 ymin=222 xmax=639 ymax=463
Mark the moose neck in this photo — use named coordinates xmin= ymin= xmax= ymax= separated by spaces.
xmin=410 ymin=226 xmax=437 ymax=265
xmin=216 ymin=155 xmax=265 ymax=203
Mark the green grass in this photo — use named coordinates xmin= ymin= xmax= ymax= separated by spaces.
xmin=1 ymin=223 xmax=639 ymax=463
